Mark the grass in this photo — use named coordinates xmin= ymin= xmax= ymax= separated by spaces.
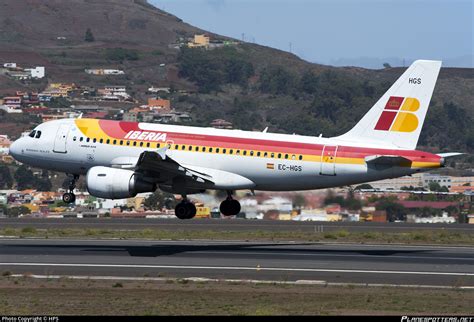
xmin=0 ymin=227 xmax=473 ymax=245
xmin=0 ymin=276 xmax=472 ymax=315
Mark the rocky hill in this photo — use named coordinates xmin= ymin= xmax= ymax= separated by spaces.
xmin=0 ymin=0 xmax=472 ymax=157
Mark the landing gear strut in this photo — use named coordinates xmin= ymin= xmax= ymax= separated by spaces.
xmin=219 ymin=191 xmax=241 ymax=216
xmin=62 ymin=174 xmax=79 ymax=204
xmin=175 ymin=197 xmax=196 ymax=220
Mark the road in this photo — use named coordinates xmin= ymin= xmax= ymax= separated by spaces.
xmin=1 ymin=218 xmax=473 ymax=233
xmin=0 ymin=238 xmax=472 ymax=288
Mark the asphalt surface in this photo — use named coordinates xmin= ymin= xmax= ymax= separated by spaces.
xmin=0 ymin=239 xmax=473 ymax=287
xmin=1 ymin=218 xmax=474 ymax=233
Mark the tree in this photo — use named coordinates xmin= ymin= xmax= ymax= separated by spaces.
xmin=383 ymin=62 xmax=392 ymax=69
xmin=0 ymin=164 xmax=13 ymax=189
xmin=14 ymin=165 xmax=35 ymax=190
xmin=144 ymin=190 xmax=176 ymax=210
xmin=292 ymin=194 xmax=306 ymax=209
xmin=7 ymin=206 xmax=31 ymax=217
xmin=376 ymin=198 xmax=406 ymax=222
xmin=85 ymin=28 xmax=95 ymax=42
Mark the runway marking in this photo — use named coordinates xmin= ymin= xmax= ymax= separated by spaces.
xmin=1 ymin=262 xmax=473 ymax=277
xmin=7 ymin=274 xmax=474 ymax=290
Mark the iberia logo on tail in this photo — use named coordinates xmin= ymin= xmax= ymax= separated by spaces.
xmin=374 ymin=96 xmax=420 ymax=132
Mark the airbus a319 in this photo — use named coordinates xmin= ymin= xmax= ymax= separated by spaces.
xmin=9 ymin=60 xmax=461 ymax=219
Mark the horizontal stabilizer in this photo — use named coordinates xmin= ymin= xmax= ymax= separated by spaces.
xmin=365 ymin=155 xmax=411 ymax=166
xmin=436 ymin=152 xmax=464 ymax=158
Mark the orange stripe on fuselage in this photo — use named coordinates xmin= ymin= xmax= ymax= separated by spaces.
xmin=74 ymin=119 xmax=441 ymax=169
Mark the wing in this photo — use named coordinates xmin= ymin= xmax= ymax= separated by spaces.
xmin=111 ymin=148 xmax=255 ymax=191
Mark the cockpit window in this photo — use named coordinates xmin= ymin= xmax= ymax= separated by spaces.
xmin=35 ymin=131 xmax=41 ymax=139
xmin=29 ymin=130 xmax=36 ymax=138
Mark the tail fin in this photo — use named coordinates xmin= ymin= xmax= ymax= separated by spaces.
xmin=336 ymin=60 xmax=442 ymax=150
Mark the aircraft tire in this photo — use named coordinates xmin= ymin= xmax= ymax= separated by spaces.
xmin=62 ymin=192 xmax=76 ymax=204
xmin=220 ymin=199 xmax=241 ymax=216
xmin=175 ymin=201 xmax=196 ymax=219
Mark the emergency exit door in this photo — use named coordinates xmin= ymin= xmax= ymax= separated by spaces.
xmin=320 ymin=145 xmax=338 ymax=176
xmin=53 ymin=124 xmax=69 ymax=153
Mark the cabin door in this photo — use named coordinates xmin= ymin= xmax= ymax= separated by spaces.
xmin=320 ymin=145 xmax=338 ymax=176
xmin=53 ymin=124 xmax=69 ymax=153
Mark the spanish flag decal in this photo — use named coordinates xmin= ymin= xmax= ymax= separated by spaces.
xmin=266 ymin=163 xmax=274 ymax=170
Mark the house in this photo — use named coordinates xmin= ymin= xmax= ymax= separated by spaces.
xmin=85 ymin=69 xmax=125 ymax=75
xmin=0 ymin=135 xmax=12 ymax=155
xmin=24 ymin=66 xmax=45 ymax=79
xmin=147 ymin=98 xmax=170 ymax=110
xmin=210 ymin=119 xmax=233 ymax=129
xmin=188 ymin=34 xmax=210 ymax=48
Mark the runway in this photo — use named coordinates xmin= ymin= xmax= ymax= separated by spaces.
xmin=2 ymin=218 xmax=473 ymax=233
xmin=0 ymin=238 xmax=473 ymax=288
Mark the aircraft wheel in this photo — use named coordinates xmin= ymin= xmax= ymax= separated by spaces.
xmin=175 ymin=201 xmax=196 ymax=219
xmin=62 ymin=192 xmax=76 ymax=204
xmin=220 ymin=199 xmax=241 ymax=216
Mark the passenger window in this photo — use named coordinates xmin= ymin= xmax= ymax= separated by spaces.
xmin=113 ymin=139 xmax=116 ymax=145
xmin=230 ymin=149 xmax=233 ymax=154
xmin=175 ymin=145 xmax=179 ymax=150
xmin=285 ymin=154 xmax=288 ymax=159
xmin=140 ymin=142 xmax=144 ymax=147
xmin=299 ymin=155 xmax=303 ymax=160
xmin=181 ymin=145 xmax=186 ymax=150
xmin=278 ymin=153 xmax=281 ymax=158
xmin=106 ymin=139 xmax=110 ymax=144
xmin=133 ymin=142 xmax=137 ymax=146
xmin=80 ymin=137 xmax=84 ymax=142
xmin=86 ymin=138 xmax=90 ymax=143
xmin=216 ymin=148 xmax=220 ymax=153
xmin=223 ymin=149 xmax=226 ymax=154
xmin=236 ymin=150 xmax=240 ymax=155
xmin=264 ymin=152 xmax=268 ymax=157
xmin=195 ymin=146 xmax=199 ymax=152
xmin=120 ymin=140 xmax=123 ymax=145
xmin=29 ymin=131 xmax=36 ymax=138
xmin=250 ymin=151 xmax=254 ymax=156
xmin=157 ymin=143 xmax=160 ymax=148
xmin=243 ymin=151 xmax=247 ymax=156
xmin=188 ymin=146 xmax=192 ymax=151
xmin=147 ymin=142 xmax=150 ymax=148
xmin=292 ymin=155 xmax=296 ymax=160
xmin=93 ymin=138 xmax=97 ymax=143
xmin=271 ymin=153 xmax=274 ymax=158
xmin=257 ymin=152 xmax=261 ymax=157
xmin=73 ymin=137 xmax=77 ymax=141
xmin=209 ymin=148 xmax=213 ymax=152
xmin=99 ymin=139 xmax=103 ymax=144
xmin=203 ymin=147 xmax=206 ymax=152
xmin=126 ymin=141 xmax=130 ymax=146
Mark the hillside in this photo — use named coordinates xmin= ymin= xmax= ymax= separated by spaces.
xmin=0 ymin=0 xmax=472 ymax=158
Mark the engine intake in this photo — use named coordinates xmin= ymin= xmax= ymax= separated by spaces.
xmin=86 ymin=166 xmax=155 ymax=199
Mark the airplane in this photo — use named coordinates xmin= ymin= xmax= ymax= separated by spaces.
xmin=9 ymin=60 xmax=462 ymax=219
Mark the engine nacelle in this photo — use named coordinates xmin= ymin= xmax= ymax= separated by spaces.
xmin=86 ymin=166 xmax=156 ymax=199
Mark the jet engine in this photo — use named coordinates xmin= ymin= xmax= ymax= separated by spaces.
xmin=86 ymin=166 xmax=155 ymax=199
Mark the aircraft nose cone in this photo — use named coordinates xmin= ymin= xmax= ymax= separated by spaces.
xmin=9 ymin=140 xmax=21 ymax=159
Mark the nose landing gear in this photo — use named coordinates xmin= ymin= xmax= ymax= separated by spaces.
xmin=62 ymin=174 xmax=79 ymax=204
xmin=219 ymin=191 xmax=241 ymax=217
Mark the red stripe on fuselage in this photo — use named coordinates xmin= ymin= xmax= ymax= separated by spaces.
xmin=93 ymin=119 xmax=440 ymax=164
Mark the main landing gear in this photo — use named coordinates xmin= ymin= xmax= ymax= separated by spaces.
xmin=219 ymin=191 xmax=241 ymax=217
xmin=175 ymin=197 xmax=197 ymax=220
xmin=62 ymin=174 xmax=79 ymax=204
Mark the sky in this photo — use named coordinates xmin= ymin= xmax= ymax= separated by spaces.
xmin=150 ymin=0 xmax=473 ymax=68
